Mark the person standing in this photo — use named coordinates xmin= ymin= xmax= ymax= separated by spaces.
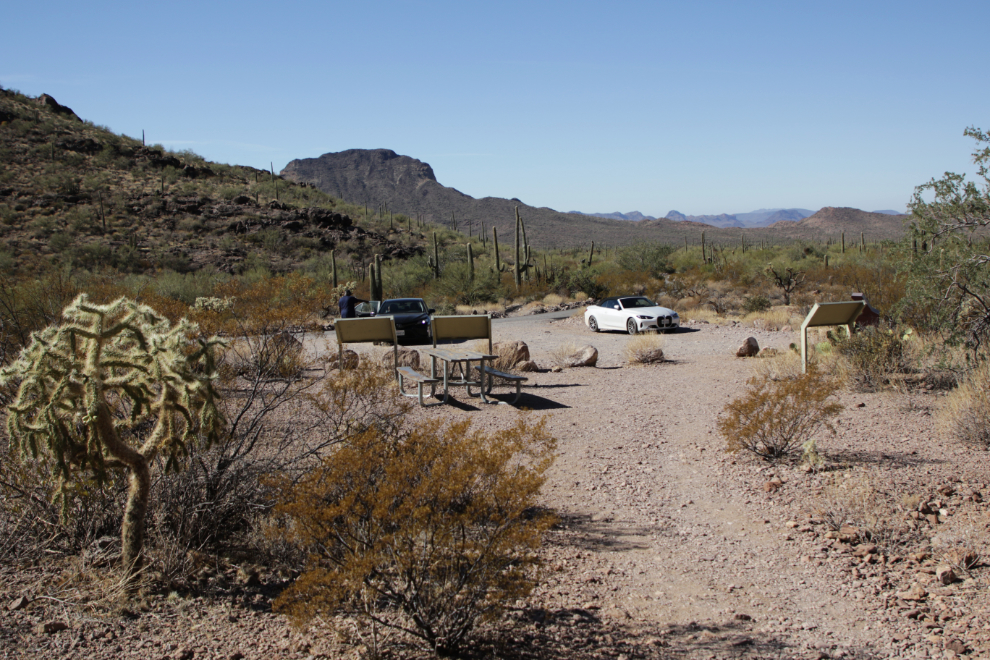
xmin=338 ymin=289 xmax=366 ymax=319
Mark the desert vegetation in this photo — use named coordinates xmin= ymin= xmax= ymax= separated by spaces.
xmin=5 ymin=85 xmax=990 ymax=657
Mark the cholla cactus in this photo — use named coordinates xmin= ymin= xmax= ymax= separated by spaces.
xmin=0 ymin=294 xmax=224 ymax=582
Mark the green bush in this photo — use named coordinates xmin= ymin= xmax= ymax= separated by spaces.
xmin=743 ymin=294 xmax=772 ymax=313
xmin=836 ymin=323 xmax=908 ymax=391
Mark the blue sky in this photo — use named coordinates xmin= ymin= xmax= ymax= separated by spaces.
xmin=3 ymin=1 xmax=987 ymax=216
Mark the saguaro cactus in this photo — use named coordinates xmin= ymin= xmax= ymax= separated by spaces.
xmin=433 ymin=232 xmax=440 ymax=279
xmin=493 ymin=226 xmax=501 ymax=272
xmin=331 ymin=250 xmax=338 ymax=288
xmin=512 ymin=206 xmax=522 ymax=291
xmin=0 ymin=295 xmax=223 ymax=584
xmin=467 ymin=243 xmax=475 ymax=281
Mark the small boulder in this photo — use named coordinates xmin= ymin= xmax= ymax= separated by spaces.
xmin=381 ymin=348 xmax=421 ymax=370
xmin=328 ymin=350 xmax=359 ymax=370
xmin=764 ymin=478 xmax=784 ymax=493
xmin=736 ymin=337 xmax=760 ymax=357
xmin=566 ymin=345 xmax=598 ymax=367
xmin=936 ymin=564 xmax=959 ymax=585
xmin=493 ymin=340 xmax=530 ymax=366
xmin=895 ymin=583 xmax=927 ymax=601
xmin=8 ymin=596 xmax=29 ymax=611
xmin=36 ymin=621 xmax=68 ymax=634
xmin=516 ymin=360 xmax=539 ymax=372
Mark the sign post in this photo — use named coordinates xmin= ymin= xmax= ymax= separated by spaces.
xmin=800 ymin=301 xmax=867 ymax=374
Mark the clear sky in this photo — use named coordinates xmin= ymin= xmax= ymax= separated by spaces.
xmin=3 ymin=1 xmax=987 ymax=216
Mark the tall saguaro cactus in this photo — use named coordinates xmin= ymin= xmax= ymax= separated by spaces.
xmin=433 ymin=232 xmax=440 ymax=279
xmin=0 ymin=295 xmax=223 ymax=584
xmin=330 ymin=250 xmax=338 ymax=288
xmin=492 ymin=226 xmax=502 ymax=272
xmin=467 ymin=243 xmax=475 ymax=282
xmin=512 ymin=206 xmax=522 ymax=291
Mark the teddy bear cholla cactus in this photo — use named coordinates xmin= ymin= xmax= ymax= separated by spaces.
xmin=0 ymin=294 xmax=223 ymax=583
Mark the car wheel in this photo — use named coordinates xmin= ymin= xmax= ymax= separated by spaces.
xmin=588 ymin=316 xmax=599 ymax=332
xmin=627 ymin=318 xmax=638 ymax=335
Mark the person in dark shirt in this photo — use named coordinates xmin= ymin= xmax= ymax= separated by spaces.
xmin=338 ymin=290 xmax=366 ymax=319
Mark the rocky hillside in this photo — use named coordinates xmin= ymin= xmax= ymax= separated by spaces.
xmin=0 ymin=90 xmax=420 ymax=277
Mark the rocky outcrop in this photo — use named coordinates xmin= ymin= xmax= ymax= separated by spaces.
xmin=37 ymin=94 xmax=79 ymax=121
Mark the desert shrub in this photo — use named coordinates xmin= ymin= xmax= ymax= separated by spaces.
xmin=835 ymin=322 xmax=909 ymax=391
xmin=743 ymin=294 xmax=772 ymax=313
xmin=270 ymin=417 xmax=556 ymax=656
xmin=625 ymin=332 xmax=665 ymax=365
xmin=719 ymin=369 xmax=843 ymax=460
xmin=939 ymin=361 xmax=990 ymax=448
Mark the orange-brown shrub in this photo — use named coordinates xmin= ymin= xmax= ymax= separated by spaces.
xmin=719 ymin=369 xmax=844 ymax=460
xmin=270 ymin=417 xmax=557 ymax=656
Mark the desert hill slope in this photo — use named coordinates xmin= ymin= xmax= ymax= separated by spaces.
xmin=284 ymin=149 xmax=908 ymax=246
xmin=0 ymin=89 xmax=421 ymax=277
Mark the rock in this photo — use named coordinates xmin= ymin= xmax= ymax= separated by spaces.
xmin=493 ymin=340 xmax=530 ymax=366
xmin=566 ymin=345 xmax=598 ymax=367
xmin=936 ymin=565 xmax=960 ymax=585
xmin=37 ymin=94 xmax=80 ymax=120
xmin=764 ymin=478 xmax=784 ymax=493
xmin=8 ymin=596 xmax=29 ymax=611
xmin=381 ymin=348 xmax=420 ymax=370
xmin=853 ymin=543 xmax=878 ymax=557
xmin=630 ymin=346 xmax=665 ymax=364
xmin=759 ymin=347 xmax=779 ymax=358
xmin=516 ymin=360 xmax=539 ymax=372
xmin=36 ymin=621 xmax=68 ymax=634
xmin=734 ymin=613 xmax=753 ymax=621
xmin=943 ymin=548 xmax=978 ymax=569
xmin=946 ymin=639 xmax=969 ymax=654
xmin=896 ymin=583 xmax=927 ymax=601
xmin=231 ymin=195 xmax=254 ymax=205
xmin=736 ymin=337 xmax=760 ymax=358
xmin=838 ymin=525 xmax=860 ymax=543
xmin=551 ymin=366 xmax=563 ymax=373
xmin=328 ymin=349 xmax=359 ymax=370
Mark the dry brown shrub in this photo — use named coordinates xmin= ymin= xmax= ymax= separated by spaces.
xmin=270 ymin=417 xmax=557 ymax=656
xmin=625 ymin=332 xmax=665 ymax=365
xmin=719 ymin=369 xmax=843 ymax=460
xmin=939 ymin=360 xmax=990 ymax=448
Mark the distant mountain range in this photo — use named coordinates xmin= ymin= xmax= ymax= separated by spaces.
xmin=282 ymin=149 xmax=909 ymax=246
xmin=572 ymin=207 xmax=905 ymax=228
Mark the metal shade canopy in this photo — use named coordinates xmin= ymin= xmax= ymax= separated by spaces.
xmin=800 ymin=301 xmax=866 ymax=373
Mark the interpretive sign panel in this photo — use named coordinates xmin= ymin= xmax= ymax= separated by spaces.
xmin=800 ymin=301 xmax=866 ymax=373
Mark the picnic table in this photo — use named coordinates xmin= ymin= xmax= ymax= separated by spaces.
xmin=422 ymin=346 xmax=498 ymax=405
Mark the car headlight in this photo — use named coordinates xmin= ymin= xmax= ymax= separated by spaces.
xmin=421 ymin=319 xmax=428 ymax=324
xmin=636 ymin=315 xmax=654 ymax=320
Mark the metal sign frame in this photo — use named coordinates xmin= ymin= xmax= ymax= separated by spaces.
xmin=800 ymin=301 xmax=866 ymax=373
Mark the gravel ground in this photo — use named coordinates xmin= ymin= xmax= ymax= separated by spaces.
xmin=3 ymin=313 xmax=989 ymax=659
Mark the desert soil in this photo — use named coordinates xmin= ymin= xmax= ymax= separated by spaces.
xmin=3 ymin=312 xmax=989 ymax=660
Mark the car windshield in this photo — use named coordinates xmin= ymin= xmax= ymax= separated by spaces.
xmin=379 ymin=300 xmax=427 ymax=314
xmin=619 ymin=297 xmax=656 ymax=309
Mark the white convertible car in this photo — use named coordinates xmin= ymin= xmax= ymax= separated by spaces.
xmin=584 ymin=296 xmax=680 ymax=334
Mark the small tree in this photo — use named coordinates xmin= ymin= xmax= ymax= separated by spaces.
xmin=907 ymin=126 xmax=990 ymax=355
xmin=0 ymin=294 xmax=223 ymax=582
xmin=765 ymin=264 xmax=805 ymax=305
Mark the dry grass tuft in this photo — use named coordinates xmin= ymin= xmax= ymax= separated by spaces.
xmin=625 ymin=332 xmax=666 ymax=365
xmin=812 ymin=471 xmax=912 ymax=551
xmin=939 ymin=361 xmax=990 ymax=448
xmin=548 ymin=341 xmax=582 ymax=369
xmin=542 ymin=293 xmax=564 ymax=306
xmin=455 ymin=302 xmax=503 ymax=315
xmin=741 ymin=308 xmax=793 ymax=331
